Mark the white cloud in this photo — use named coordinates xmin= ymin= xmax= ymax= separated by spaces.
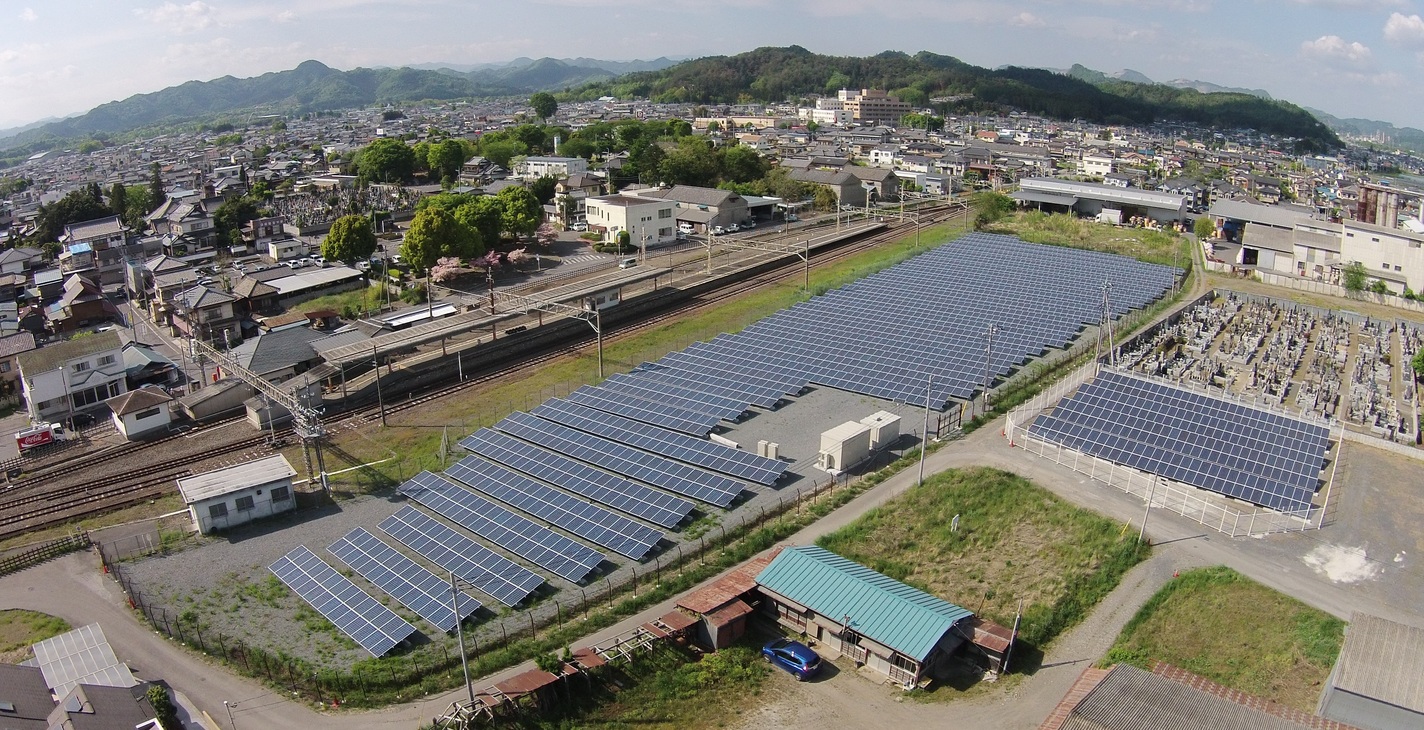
xmin=19 ymin=8 xmax=36 ymax=21
xmin=134 ymin=2 xmax=216 ymax=34
xmin=1300 ymin=35 xmax=1373 ymax=66
xmin=276 ymin=10 xmax=296 ymax=22
xmin=1009 ymin=11 xmax=1046 ymax=27
xmin=1384 ymin=13 xmax=1424 ymax=47
xmin=1286 ymin=0 xmax=1405 ymax=8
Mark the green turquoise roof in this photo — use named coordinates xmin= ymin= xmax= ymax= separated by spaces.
xmin=754 ymin=545 xmax=973 ymax=663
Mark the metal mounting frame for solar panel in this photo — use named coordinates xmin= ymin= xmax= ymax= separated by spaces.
xmin=566 ymin=386 xmax=722 ymax=435
xmin=327 ymin=527 xmax=480 ymax=633
xmin=398 ymin=471 xmax=605 ymax=583
xmin=269 ymin=545 xmax=418 ymax=657
xmin=378 ymin=506 xmax=543 ymax=606
xmin=486 ymin=411 xmax=744 ymax=506
xmin=462 ymin=425 xmax=694 ymax=527
xmin=531 ymin=399 xmax=787 ymax=485
xmin=445 ymin=452 xmax=664 ymax=560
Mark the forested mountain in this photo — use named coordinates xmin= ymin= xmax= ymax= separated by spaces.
xmin=572 ymin=47 xmax=1340 ymax=150
xmin=1306 ymin=107 xmax=1424 ymax=153
xmin=1063 ymin=64 xmax=1273 ymax=100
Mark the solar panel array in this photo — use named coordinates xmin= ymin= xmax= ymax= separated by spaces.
xmin=531 ymin=399 xmax=786 ymax=485
xmin=462 ymin=426 xmax=694 ymax=528
xmin=269 ymin=545 xmax=417 ymax=657
xmin=446 ymin=453 xmax=664 ymax=560
xmin=379 ymin=506 xmax=543 ymax=606
xmin=1028 ymin=369 xmax=1330 ymax=513
xmin=566 ymin=386 xmax=724 ymax=435
xmin=486 ymin=411 xmax=744 ymax=507
xmin=328 ymin=527 xmax=480 ymax=633
xmin=399 ymin=471 xmax=605 ymax=583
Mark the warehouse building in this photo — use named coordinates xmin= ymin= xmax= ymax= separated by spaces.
xmin=1318 ymin=613 xmax=1424 ymax=730
xmin=177 ymin=454 xmax=297 ymax=534
xmin=753 ymin=545 xmax=977 ymax=689
xmin=1014 ymin=178 xmax=1188 ymax=224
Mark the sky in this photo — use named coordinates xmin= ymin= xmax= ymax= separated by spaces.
xmin=5 ymin=0 xmax=1424 ymax=132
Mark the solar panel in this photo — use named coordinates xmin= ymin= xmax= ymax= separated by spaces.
xmin=486 ymin=411 xmax=744 ymax=507
xmin=462 ymin=426 xmax=694 ymax=528
xmin=629 ymin=361 xmax=785 ymax=409
xmin=398 ymin=471 xmax=605 ymax=583
xmin=1028 ymin=369 xmax=1329 ymax=513
xmin=328 ymin=527 xmax=481 ymax=633
xmin=446 ymin=453 xmax=664 ymax=560
xmin=597 ymin=373 xmax=749 ymax=421
xmin=269 ymin=545 xmax=418 ymax=657
xmin=566 ymin=386 xmax=724 ymax=435
xmin=531 ymin=399 xmax=787 ymax=485
xmin=379 ymin=506 xmax=543 ymax=606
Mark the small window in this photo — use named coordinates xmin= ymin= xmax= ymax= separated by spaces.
xmin=1395 ymin=265 xmax=1402 ymax=271
xmin=270 ymin=486 xmax=291 ymax=502
xmin=1371 ymin=237 xmax=1380 ymax=242
xmin=208 ymin=503 xmax=228 ymax=519
xmin=70 ymin=362 xmax=90 ymax=373
xmin=235 ymin=495 xmax=255 ymax=511
xmin=133 ymin=407 xmax=161 ymax=420
xmin=97 ymin=355 xmax=116 ymax=366
xmin=1383 ymin=262 xmax=1390 ymax=269
xmin=0 ymin=362 xmax=9 ymax=373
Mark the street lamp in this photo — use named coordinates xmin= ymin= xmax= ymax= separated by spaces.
xmin=449 ymin=572 xmax=476 ymax=706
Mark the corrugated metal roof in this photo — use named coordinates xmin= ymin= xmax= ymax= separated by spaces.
xmin=1331 ymin=612 xmax=1424 ymax=712
xmin=754 ymin=545 xmax=971 ymax=662
xmin=31 ymin=623 xmax=137 ymax=699
xmin=176 ymin=454 xmax=295 ymax=504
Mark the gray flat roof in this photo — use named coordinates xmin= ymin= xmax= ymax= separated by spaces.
xmin=1012 ymin=190 xmax=1079 ymax=207
xmin=1209 ymin=199 xmax=1314 ymax=229
xmin=1330 ymin=612 xmax=1424 ymax=712
xmin=177 ymin=454 xmax=296 ymax=504
xmin=1020 ymin=177 xmax=1186 ymax=211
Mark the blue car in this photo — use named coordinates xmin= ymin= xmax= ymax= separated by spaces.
xmin=762 ymin=638 xmax=822 ymax=680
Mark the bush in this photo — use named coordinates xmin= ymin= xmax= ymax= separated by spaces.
xmin=401 ymin=284 xmax=428 ymax=305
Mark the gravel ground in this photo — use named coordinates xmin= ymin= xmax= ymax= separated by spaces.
xmin=116 ymin=383 xmax=927 ymax=669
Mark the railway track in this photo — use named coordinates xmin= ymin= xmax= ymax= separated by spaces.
xmin=0 ymin=207 xmax=961 ymax=539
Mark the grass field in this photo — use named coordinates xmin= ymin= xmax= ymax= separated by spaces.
xmin=985 ymin=211 xmax=1191 ymax=268
xmin=817 ymin=467 xmax=1146 ymax=664
xmin=1102 ymin=566 xmax=1344 ymax=712
xmin=0 ymin=609 xmax=70 ymax=664
xmin=312 ymin=216 xmax=973 ymax=492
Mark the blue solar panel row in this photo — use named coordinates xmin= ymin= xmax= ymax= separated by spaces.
xmin=487 ymin=412 xmax=744 ymax=507
xmin=1028 ymin=370 xmax=1329 ymax=513
xmin=461 ymin=426 xmax=694 ymax=528
xmin=599 ymin=373 xmax=749 ymax=422
xmin=398 ymin=471 xmax=605 ymax=583
xmin=659 ymin=348 xmax=808 ymax=396
xmin=629 ymin=362 xmax=785 ymax=409
xmin=445 ymin=453 xmax=664 ymax=560
xmin=328 ymin=527 xmax=480 ymax=633
xmin=269 ymin=545 xmax=418 ymax=657
xmin=378 ymin=506 xmax=543 ymax=606
xmin=531 ymin=399 xmax=787 ymax=485
xmin=566 ymin=386 xmax=722 ymax=435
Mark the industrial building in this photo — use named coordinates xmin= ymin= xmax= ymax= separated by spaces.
xmin=1014 ymin=178 xmax=1188 ymax=224
xmin=177 ymin=454 xmax=297 ymax=534
xmin=1318 ymin=613 xmax=1424 ymax=730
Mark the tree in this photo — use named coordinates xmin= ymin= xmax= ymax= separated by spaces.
xmin=496 ymin=186 xmax=542 ymax=238
xmin=148 ymin=161 xmax=165 ymax=213
xmin=356 ymin=138 xmax=417 ymax=184
xmin=214 ymin=197 xmax=259 ymax=244
xmin=971 ymin=190 xmax=1016 ymax=229
xmin=530 ymin=176 xmax=557 ymax=204
xmin=480 ymin=139 xmax=526 ymax=170
xmin=122 ymin=187 xmax=152 ymax=229
xmin=401 ymin=207 xmax=481 ymax=273
xmin=722 ymin=145 xmax=767 ymax=184
xmin=1412 ymin=349 xmax=1424 ymax=380
xmin=428 ymin=139 xmax=467 ymax=185
xmin=1369 ymin=279 xmax=1390 ymax=295
xmin=31 ymin=188 xmax=111 ymax=243
xmin=322 ymin=214 xmax=378 ymax=265
xmin=1193 ymin=216 xmax=1214 ymax=240
xmin=1341 ymin=262 xmax=1368 ymax=293
xmin=529 ymin=92 xmax=558 ymax=123
xmin=453 ymin=197 xmax=504 ymax=245
xmin=108 ymin=182 xmax=128 ymax=223
xmin=145 ymin=685 xmax=180 ymax=730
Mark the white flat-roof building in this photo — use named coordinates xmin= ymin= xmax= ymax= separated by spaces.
xmin=516 ymin=156 xmax=588 ymax=181
xmin=177 ymin=454 xmax=297 ymax=534
xmin=585 ymin=194 xmax=678 ymax=249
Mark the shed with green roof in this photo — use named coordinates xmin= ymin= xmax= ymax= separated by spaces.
xmin=754 ymin=545 xmax=975 ymax=688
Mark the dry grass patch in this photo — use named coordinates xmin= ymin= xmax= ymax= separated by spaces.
xmin=1102 ymin=566 xmax=1344 ymax=713
xmin=986 ymin=211 xmax=1190 ymax=267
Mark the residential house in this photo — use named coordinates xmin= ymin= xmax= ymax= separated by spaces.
xmin=553 ymin=172 xmax=606 ymax=226
xmin=1160 ymin=177 xmax=1207 ymax=210
xmin=16 ymin=329 xmax=127 ymax=420
xmin=790 ymin=169 xmax=868 ymax=207
xmin=1081 ymin=154 xmax=1116 ymax=177
xmin=631 ymin=185 xmax=751 ymax=231
xmin=0 ymin=331 xmax=36 ymax=395
xmin=846 ymin=166 xmax=901 ymax=202
xmin=170 ymin=285 xmax=240 ymax=345
xmin=458 ymin=155 xmax=508 ymax=185
xmin=47 ymin=274 xmax=121 ymax=333
xmin=585 ymin=195 xmax=677 ymax=248
xmin=231 ymin=276 xmax=281 ymax=316
xmin=0 ymin=246 xmax=44 ymax=278
xmin=58 ymin=215 xmax=130 ymax=286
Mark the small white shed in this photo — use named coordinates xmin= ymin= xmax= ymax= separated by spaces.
xmin=860 ymin=411 xmax=901 ymax=449
xmin=177 ymin=454 xmax=297 ymax=535
xmin=817 ymin=421 xmax=872 ymax=473
xmin=106 ymin=387 xmax=175 ymax=440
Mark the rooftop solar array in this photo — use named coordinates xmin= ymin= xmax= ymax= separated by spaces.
xmin=487 ymin=411 xmax=745 ymax=507
xmin=398 ymin=471 xmax=605 ymax=583
xmin=1028 ymin=369 xmax=1330 ymax=513
xmin=379 ymin=506 xmax=543 ymax=606
xmin=531 ymin=399 xmax=787 ymax=485
xmin=445 ymin=453 xmax=664 ymax=560
xmin=269 ymin=545 xmax=418 ymax=657
xmin=328 ymin=527 xmax=481 ymax=633
xmin=462 ymin=426 xmax=694 ymax=528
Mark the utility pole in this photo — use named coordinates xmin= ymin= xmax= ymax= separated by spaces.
xmin=1138 ymin=476 xmax=1161 ymax=544
xmin=372 ymin=344 xmax=386 ymax=427
xmin=919 ymin=374 xmax=933 ymax=486
xmin=448 ymin=572 xmax=474 ymax=706
xmin=981 ymin=323 xmax=999 ymax=415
